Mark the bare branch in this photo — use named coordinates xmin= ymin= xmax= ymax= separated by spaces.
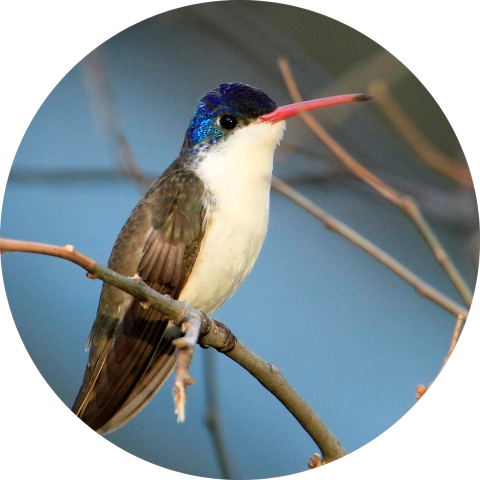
xmin=438 ymin=315 xmax=464 ymax=376
xmin=369 ymin=80 xmax=473 ymax=190
xmin=0 ymin=239 xmax=96 ymax=271
xmin=0 ymin=237 xmax=346 ymax=464
xmin=415 ymin=317 xmax=465 ymax=401
xmin=271 ymin=177 xmax=468 ymax=320
xmin=278 ymin=58 xmax=473 ymax=308
xmin=81 ymin=47 xmax=152 ymax=192
xmin=224 ymin=342 xmax=346 ymax=463
xmin=204 ymin=348 xmax=236 ymax=479
xmin=308 ymin=453 xmax=323 ymax=469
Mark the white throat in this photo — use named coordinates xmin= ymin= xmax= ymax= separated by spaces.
xmin=179 ymin=120 xmax=285 ymax=314
xmin=197 ymin=120 xmax=286 ymax=197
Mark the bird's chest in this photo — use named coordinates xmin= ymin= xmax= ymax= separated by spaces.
xmin=178 ymin=121 xmax=282 ymax=314
xmin=179 ymin=185 xmax=270 ymax=314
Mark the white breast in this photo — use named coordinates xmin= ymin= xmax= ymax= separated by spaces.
xmin=179 ymin=120 xmax=285 ymax=314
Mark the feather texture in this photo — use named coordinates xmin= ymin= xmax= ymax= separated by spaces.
xmin=72 ymin=84 xmax=286 ymax=433
xmin=72 ymin=169 xmax=207 ymax=433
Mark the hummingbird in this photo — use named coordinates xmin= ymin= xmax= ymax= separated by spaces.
xmin=72 ymin=83 xmax=370 ymax=434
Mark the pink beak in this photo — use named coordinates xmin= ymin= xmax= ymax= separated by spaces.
xmin=259 ymin=93 xmax=371 ymax=123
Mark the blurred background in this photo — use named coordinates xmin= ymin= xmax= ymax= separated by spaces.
xmin=1 ymin=1 xmax=477 ymax=478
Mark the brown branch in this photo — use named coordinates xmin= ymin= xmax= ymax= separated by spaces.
xmin=368 ymin=80 xmax=473 ymax=190
xmin=440 ymin=315 xmax=464 ymax=373
xmin=278 ymin=58 xmax=473 ymax=308
xmin=0 ymin=239 xmax=96 ymax=271
xmin=0 ymin=237 xmax=346 ymax=464
xmin=81 ymin=48 xmax=152 ymax=193
xmin=416 ymin=314 xmax=464 ymax=401
xmin=308 ymin=453 xmax=323 ymax=469
xmin=271 ymin=177 xmax=469 ymax=320
xmin=203 ymin=348 xmax=236 ymax=479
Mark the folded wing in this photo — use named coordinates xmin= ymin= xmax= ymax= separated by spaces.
xmin=72 ymin=169 xmax=207 ymax=433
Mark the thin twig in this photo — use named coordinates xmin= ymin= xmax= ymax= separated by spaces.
xmin=81 ymin=47 xmax=152 ymax=192
xmin=0 ymin=237 xmax=346 ymax=464
xmin=368 ymin=80 xmax=473 ymax=190
xmin=271 ymin=177 xmax=468 ymax=320
xmin=436 ymin=314 xmax=465 ymax=381
xmin=308 ymin=453 xmax=323 ymax=469
xmin=278 ymin=58 xmax=473 ymax=308
xmin=416 ymin=315 xmax=464 ymax=401
xmin=224 ymin=341 xmax=346 ymax=463
xmin=204 ymin=348 xmax=236 ymax=479
xmin=0 ymin=240 xmax=96 ymax=271
xmin=0 ymin=238 xmax=187 ymax=319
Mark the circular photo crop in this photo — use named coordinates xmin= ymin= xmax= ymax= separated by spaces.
xmin=1 ymin=2 xmax=476 ymax=479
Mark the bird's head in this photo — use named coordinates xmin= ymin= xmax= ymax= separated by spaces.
xmin=182 ymin=82 xmax=370 ymax=159
xmin=182 ymin=83 xmax=278 ymax=155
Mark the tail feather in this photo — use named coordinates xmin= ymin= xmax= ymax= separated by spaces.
xmin=72 ymin=303 xmax=180 ymax=433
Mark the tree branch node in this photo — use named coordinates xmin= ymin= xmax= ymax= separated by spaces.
xmin=308 ymin=453 xmax=323 ymax=469
xmin=213 ymin=321 xmax=237 ymax=353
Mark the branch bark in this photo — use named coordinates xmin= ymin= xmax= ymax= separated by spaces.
xmin=415 ymin=314 xmax=464 ymax=402
xmin=271 ymin=178 xmax=469 ymax=320
xmin=203 ymin=348 xmax=236 ymax=479
xmin=0 ymin=237 xmax=346 ymax=464
xmin=278 ymin=58 xmax=473 ymax=308
xmin=368 ymin=80 xmax=473 ymax=190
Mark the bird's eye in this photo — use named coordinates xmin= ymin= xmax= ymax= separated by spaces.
xmin=219 ymin=114 xmax=238 ymax=130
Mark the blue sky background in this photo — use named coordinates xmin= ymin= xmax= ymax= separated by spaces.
xmin=1 ymin=2 xmax=477 ymax=479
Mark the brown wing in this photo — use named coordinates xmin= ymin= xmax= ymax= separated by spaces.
xmin=72 ymin=170 xmax=207 ymax=433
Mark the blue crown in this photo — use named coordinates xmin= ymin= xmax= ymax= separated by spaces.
xmin=200 ymin=83 xmax=277 ymax=117
xmin=182 ymin=83 xmax=277 ymax=154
